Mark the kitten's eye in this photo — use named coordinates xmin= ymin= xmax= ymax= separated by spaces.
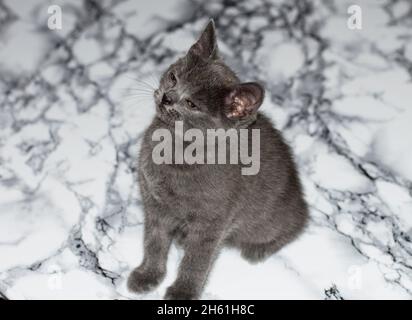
xmin=186 ymin=99 xmax=197 ymax=110
xmin=169 ymin=72 xmax=177 ymax=86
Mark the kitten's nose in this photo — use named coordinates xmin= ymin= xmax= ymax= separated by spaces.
xmin=161 ymin=93 xmax=172 ymax=106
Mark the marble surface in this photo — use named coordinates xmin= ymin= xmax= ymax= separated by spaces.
xmin=1 ymin=0 xmax=412 ymax=300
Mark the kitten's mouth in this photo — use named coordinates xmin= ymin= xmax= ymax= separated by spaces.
xmin=156 ymin=103 xmax=180 ymax=124
xmin=154 ymin=89 xmax=180 ymax=123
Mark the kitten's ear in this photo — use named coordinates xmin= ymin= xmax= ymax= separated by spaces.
xmin=224 ymin=83 xmax=265 ymax=119
xmin=188 ymin=20 xmax=218 ymax=61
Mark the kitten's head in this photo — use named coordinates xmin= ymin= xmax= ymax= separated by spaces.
xmin=154 ymin=20 xmax=264 ymax=129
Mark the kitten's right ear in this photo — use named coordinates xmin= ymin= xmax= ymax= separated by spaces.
xmin=224 ymin=83 xmax=264 ymax=120
xmin=188 ymin=20 xmax=218 ymax=61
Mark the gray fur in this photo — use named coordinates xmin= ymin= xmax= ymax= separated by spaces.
xmin=127 ymin=20 xmax=308 ymax=300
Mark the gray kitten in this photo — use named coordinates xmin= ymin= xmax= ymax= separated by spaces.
xmin=127 ymin=20 xmax=308 ymax=300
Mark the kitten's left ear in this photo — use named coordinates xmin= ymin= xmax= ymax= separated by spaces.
xmin=188 ymin=20 xmax=218 ymax=61
xmin=224 ymin=83 xmax=265 ymax=119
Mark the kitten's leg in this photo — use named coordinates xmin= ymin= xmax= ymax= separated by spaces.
xmin=128 ymin=210 xmax=172 ymax=293
xmin=164 ymin=227 xmax=224 ymax=300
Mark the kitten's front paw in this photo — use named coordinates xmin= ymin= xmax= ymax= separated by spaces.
xmin=164 ymin=284 xmax=198 ymax=300
xmin=241 ymin=246 xmax=268 ymax=263
xmin=240 ymin=241 xmax=280 ymax=264
xmin=127 ymin=267 xmax=164 ymax=293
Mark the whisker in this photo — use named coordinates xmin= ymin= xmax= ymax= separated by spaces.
xmin=122 ymin=93 xmax=153 ymax=99
xmin=123 ymin=100 xmax=153 ymax=107
xmin=122 ymin=90 xmax=153 ymax=95
xmin=148 ymin=72 xmax=160 ymax=87
xmin=122 ymin=88 xmax=154 ymax=94
xmin=123 ymin=94 xmax=153 ymax=99
xmin=124 ymin=85 xmax=153 ymax=90
xmin=125 ymin=75 xmax=156 ymax=90
xmin=123 ymin=98 xmax=155 ymax=108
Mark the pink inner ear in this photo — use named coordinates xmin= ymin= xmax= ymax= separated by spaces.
xmin=227 ymin=96 xmax=248 ymax=118
xmin=226 ymin=89 xmax=259 ymax=119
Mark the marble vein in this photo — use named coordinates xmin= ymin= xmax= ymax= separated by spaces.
xmin=0 ymin=0 xmax=411 ymax=299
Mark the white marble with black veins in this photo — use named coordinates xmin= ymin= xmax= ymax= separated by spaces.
xmin=0 ymin=0 xmax=412 ymax=299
